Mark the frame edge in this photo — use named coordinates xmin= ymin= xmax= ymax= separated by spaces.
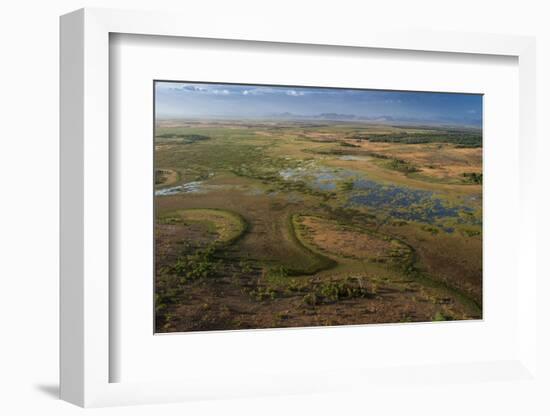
xmin=59 ymin=8 xmax=85 ymax=407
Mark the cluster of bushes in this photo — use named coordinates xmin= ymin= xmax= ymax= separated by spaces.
xmin=340 ymin=142 xmax=360 ymax=148
xmin=421 ymin=225 xmax=440 ymax=235
xmin=247 ymin=272 xmax=373 ymax=306
xmin=169 ymin=245 xmax=220 ymax=282
xmin=249 ymin=286 xmax=278 ymax=301
xmin=385 ymin=158 xmax=420 ymax=174
xmin=155 ymin=244 xmax=224 ymax=320
xmin=302 ymin=277 xmax=372 ymax=306
xmin=339 ymin=180 xmax=354 ymax=192
xmin=461 ymin=228 xmax=481 ymax=237
xmin=461 ymin=172 xmax=483 ymax=184
xmin=155 ymin=278 xmax=179 ymax=317
xmin=433 ymin=311 xmax=453 ymax=321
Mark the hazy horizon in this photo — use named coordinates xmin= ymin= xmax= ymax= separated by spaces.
xmin=155 ymin=81 xmax=483 ymax=128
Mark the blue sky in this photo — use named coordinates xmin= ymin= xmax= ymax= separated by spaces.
xmin=155 ymin=81 xmax=482 ymax=127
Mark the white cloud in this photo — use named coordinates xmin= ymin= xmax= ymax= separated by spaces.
xmin=242 ymin=87 xmax=277 ymax=96
xmin=286 ymin=90 xmax=305 ymax=96
xmin=240 ymin=87 xmax=308 ymax=97
xmin=167 ymin=85 xmax=209 ymax=93
xmin=161 ymin=83 xmax=233 ymax=95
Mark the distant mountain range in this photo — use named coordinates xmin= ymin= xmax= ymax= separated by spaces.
xmin=269 ymin=112 xmax=393 ymax=121
xmin=266 ymin=112 xmax=481 ymax=128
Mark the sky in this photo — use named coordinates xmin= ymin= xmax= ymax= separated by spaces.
xmin=155 ymin=81 xmax=482 ymax=127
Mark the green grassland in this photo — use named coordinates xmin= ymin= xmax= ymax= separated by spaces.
xmin=154 ymin=119 xmax=482 ymax=332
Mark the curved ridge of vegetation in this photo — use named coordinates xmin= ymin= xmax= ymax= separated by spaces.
xmin=380 ymin=227 xmax=482 ymax=316
xmin=194 ymin=208 xmax=247 ymax=247
xmin=161 ymin=208 xmax=249 ymax=247
xmin=284 ymin=214 xmax=337 ymax=276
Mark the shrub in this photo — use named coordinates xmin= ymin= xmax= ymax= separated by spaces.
xmin=385 ymin=158 xmax=420 ymax=174
xmin=302 ymin=277 xmax=371 ymax=306
xmin=171 ymin=245 xmax=218 ymax=281
xmin=250 ymin=286 xmax=277 ymax=301
xmin=433 ymin=311 xmax=452 ymax=321
xmin=462 ymin=172 xmax=483 ymax=184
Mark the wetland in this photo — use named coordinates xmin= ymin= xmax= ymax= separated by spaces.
xmin=154 ymin=82 xmax=482 ymax=332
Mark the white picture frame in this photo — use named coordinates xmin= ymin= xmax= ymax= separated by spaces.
xmin=60 ymin=7 xmax=538 ymax=408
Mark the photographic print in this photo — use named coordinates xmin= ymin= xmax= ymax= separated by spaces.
xmin=154 ymin=81 xmax=482 ymax=333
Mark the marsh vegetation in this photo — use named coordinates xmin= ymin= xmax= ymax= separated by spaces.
xmin=155 ymin=119 xmax=482 ymax=332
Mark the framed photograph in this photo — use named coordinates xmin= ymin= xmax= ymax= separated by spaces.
xmin=152 ymin=80 xmax=483 ymax=333
xmin=60 ymin=8 xmax=538 ymax=408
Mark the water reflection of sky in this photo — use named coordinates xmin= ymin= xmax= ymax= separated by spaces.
xmin=349 ymin=179 xmax=477 ymax=226
xmin=279 ymin=166 xmax=357 ymax=191
xmin=156 ymin=163 xmax=481 ymax=231
xmin=278 ymin=165 xmax=479 ymax=228
xmin=155 ymin=181 xmax=203 ymax=196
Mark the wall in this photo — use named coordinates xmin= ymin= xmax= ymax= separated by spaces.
xmin=0 ymin=1 xmax=548 ymax=414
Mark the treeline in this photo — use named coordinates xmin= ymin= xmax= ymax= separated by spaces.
xmin=351 ymin=131 xmax=482 ymax=148
xmin=156 ymin=133 xmax=210 ymax=144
